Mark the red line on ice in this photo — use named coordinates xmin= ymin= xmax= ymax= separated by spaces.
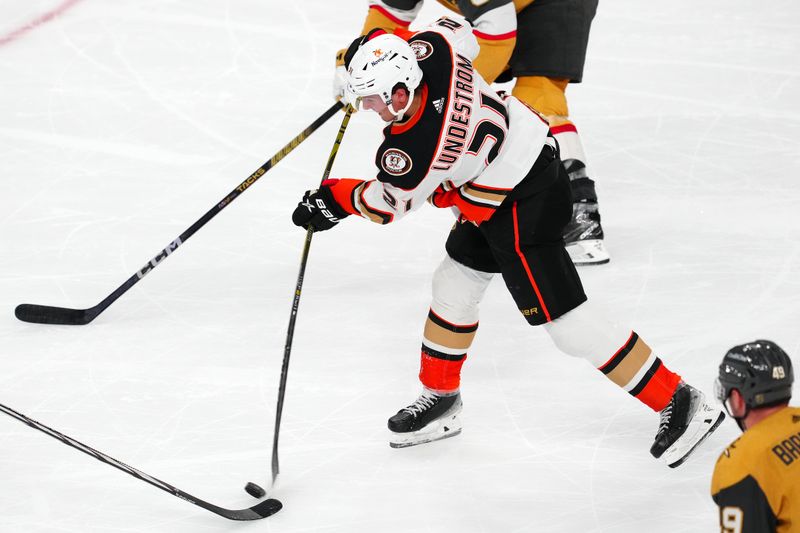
xmin=0 ymin=0 xmax=83 ymax=47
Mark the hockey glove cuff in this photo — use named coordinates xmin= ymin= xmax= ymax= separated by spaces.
xmin=292 ymin=183 xmax=350 ymax=232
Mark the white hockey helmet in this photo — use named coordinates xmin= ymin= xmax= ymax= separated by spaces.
xmin=344 ymin=33 xmax=423 ymax=119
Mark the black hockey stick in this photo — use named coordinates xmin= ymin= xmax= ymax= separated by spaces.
xmin=15 ymin=101 xmax=345 ymax=326
xmin=245 ymin=105 xmax=354 ymax=498
xmin=0 ymin=400 xmax=282 ymax=520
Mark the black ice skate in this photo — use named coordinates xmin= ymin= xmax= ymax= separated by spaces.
xmin=388 ymin=388 xmax=462 ymax=449
xmin=650 ymin=382 xmax=725 ymax=468
xmin=563 ymin=201 xmax=610 ymax=266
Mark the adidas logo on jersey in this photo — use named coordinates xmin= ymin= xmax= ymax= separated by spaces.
xmin=433 ymin=97 xmax=445 ymax=114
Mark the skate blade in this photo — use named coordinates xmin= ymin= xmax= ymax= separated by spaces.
xmin=664 ymin=406 xmax=725 ymax=468
xmin=389 ymin=415 xmax=463 ymax=449
xmin=566 ymin=239 xmax=610 ymax=266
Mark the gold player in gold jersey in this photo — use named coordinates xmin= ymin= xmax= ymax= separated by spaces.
xmin=712 ymin=340 xmax=799 ymax=532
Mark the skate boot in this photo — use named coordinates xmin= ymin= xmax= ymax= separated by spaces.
xmin=563 ymin=200 xmax=610 ymax=266
xmin=388 ymin=388 xmax=462 ymax=449
xmin=650 ymin=382 xmax=725 ymax=468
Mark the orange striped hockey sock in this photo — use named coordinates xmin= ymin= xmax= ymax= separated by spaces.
xmin=419 ymin=346 xmax=467 ymax=393
xmin=418 ymin=309 xmax=476 ymax=393
xmin=598 ymin=332 xmax=681 ymax=412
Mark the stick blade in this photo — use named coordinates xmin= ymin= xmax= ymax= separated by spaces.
xmin=15 ymin=304 xmax=95 ymax=325
xmin=249 ymin=498 xmax=283 ymax=518
xmin=221 ymin=498 xmax=282 ymax=521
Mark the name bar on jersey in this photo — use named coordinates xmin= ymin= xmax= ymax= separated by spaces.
xmin=431 ymin=54 xmax=474 ymax=172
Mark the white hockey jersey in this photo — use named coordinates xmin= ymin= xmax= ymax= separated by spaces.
xmin=329 ymin=16 xmax=551 ymax=225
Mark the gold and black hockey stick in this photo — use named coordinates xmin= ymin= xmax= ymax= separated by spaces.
xmin=245 ymin=105 xmax=354 ymax=499
xmin=15 ymin=101 xmax=345 ymax=325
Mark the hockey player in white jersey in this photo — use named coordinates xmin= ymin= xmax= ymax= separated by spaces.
xmin=292 ymin=17 xmax=723 ymax=467
xmin=335 ymin=0 xmax=609 ymax=266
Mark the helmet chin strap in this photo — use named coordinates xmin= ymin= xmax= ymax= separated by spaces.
xmin=723 ymin=395 xmax=749 ymax=432
xmin=732 ymin=403 xmax=750 ymax=432
xmin=387 ymin=87 xmax=416 ymax=121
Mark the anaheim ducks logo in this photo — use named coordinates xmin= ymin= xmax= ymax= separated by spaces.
xmin=409 ymin=40 xmax=433 ymax=61
xmin=381 ymin=149 xmax=412 ymax=176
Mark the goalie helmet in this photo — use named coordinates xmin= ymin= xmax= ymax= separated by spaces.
xmin=344 ymin=33 xmax=423 ymax=119
xmin=715 ymin=340 xmax=793 ymax=417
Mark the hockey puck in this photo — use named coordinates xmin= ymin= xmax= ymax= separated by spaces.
xmin=245 ymin=481 xmax=266 ymax=499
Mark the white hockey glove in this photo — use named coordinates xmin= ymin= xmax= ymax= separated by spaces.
xmin=333 ymin=48 xmax=348 ymax=101
xmin=333 ymin=63 xmax=348 ymax=101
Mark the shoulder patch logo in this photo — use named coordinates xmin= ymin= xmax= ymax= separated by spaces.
xmin=433 ymin=97 xmax=445 ymax=114
xmin=409 ymin=40 xmax=433 ymax=61
xmin=381 ymin=149 xmax=412 ymax=176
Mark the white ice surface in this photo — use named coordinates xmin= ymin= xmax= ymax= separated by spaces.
xmin=0 ymin=1 xmax=798 ymax=532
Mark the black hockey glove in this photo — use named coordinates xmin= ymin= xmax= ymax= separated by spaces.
xmin=291 ymin=185 xmax=349 ymax=232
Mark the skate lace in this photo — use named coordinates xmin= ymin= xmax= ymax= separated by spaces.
xmin=403 ymin=392 xmax=437 ymax=416
xmin=657 ymin=402 xmax=674 ymax=435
